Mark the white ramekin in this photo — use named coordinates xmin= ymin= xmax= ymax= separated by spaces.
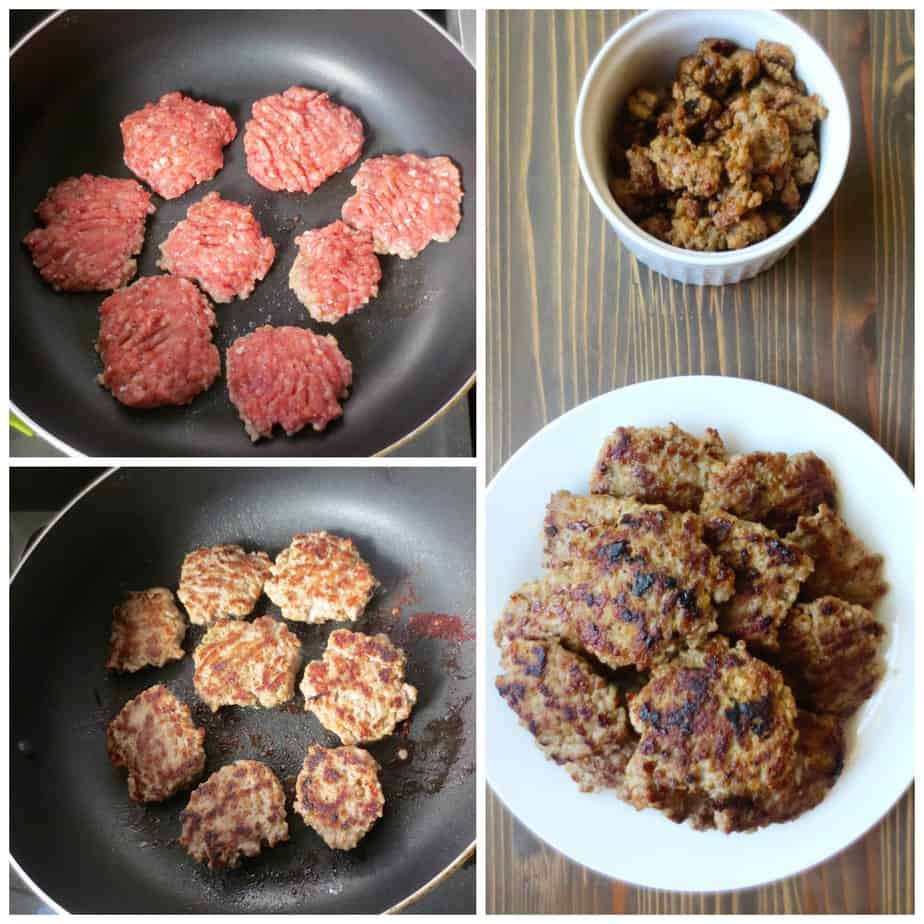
xmin=575 ymin=10 xmax=850 ymax=286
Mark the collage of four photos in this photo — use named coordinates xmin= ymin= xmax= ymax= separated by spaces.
xmin=8 ymin=7 xmax=915 ymax=916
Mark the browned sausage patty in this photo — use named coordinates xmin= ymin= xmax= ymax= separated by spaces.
xmin=300 ymin=629 xmax=417 ymax=745
xmin=193 ymin=616 xmax=302 ymax=711
xmin=107 ymin=684 xmax=205 ymax=803
xmin=293 ymin=745 xmax=384 ymax=850
xmin=264 ymin=531 xmax=378 ymax=624
xmin=180 ymin=760 xmax=289 ymax=870
xmin=178 ymin=544 xmax=272 ymax=626
xmin=591 ymin=424 xmax=727 ymax=511
xmin=496 ymin=638 xmax=635 ymax=793
xmin=106 ymin=587 xmax=186 ymax=673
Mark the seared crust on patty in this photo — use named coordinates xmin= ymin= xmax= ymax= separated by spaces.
xmin=496 ymin=639 xmax=635 ymax=793
xmin=193 ymin=616 xmax=302 ymax=711
xmin=591 ymin=424 xmax=727 ymax=511
xmin=703 ymin=451 xmax=837 ymax=533
xmin=180 ymin=760 xmax=288 ymax=870
xmin=300 ymin=629 xmax=417 ymax=745
xmin=294 ymin=745 xmax=384 ymax=850
xmin=787 ymin=505 xmax=887 ymax=607
xmin=703 ymin=509 xmax=814 ymax=651
xmin=107 ymin=588 xmax=186 ymax=672
xmin=178 ymin=544 xmax=272 ymax=626
xmin=493 ymin=578 xmax=583 ymax=652
xmin=265 ymin=531 xmax=378 ymax=624
xmin=107 ymin=684 xmax=206 ymax=803
xmin=775 ymin=596 xmax=885 ymax=716
xmin=626 ymin=637 xmax=798 ymax=821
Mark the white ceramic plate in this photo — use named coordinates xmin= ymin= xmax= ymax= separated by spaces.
xmin=486 ymin=376 xmax=914 ymax=892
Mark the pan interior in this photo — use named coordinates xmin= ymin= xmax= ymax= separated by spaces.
xmin=11 ymin=11 xmax=475 ymax=456
xmin=10 ymin=468 xmax=475 ymax=913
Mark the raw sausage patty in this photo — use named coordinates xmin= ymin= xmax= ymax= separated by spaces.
xmin=96 ymin=276 xmax=220 ymax=409
xmin=265 ymin=531 xmax=378 ymax=624
xmin=180 ymin=760 xmax=289 ymax=870
xmin=107 ymin=684 xmax=205 ymax=803
xmin=244 ymin=87 xmax=364 ymax=194
xmin=293 ymin=745 xmax=384 ymax=850
xmin=121 ymin=91 xmax=237 ymax=200
xmin=226 ymin=325 xmax=352 ymax=441
xmin=341 ymin=153 xmax=463 ymax=259
xmin=178 ymin=544 xmax=273 ymax=626
xmin=23 ymin=174 xmax=154 ymax=292
xmin=158 ymin=192 xmax=276 ymax=303
xmin=289 ymin=220 xmax=381 ymax=323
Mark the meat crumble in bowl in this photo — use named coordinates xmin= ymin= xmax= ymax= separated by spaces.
xmin=609 ymin=38 xmax=828 ymax=252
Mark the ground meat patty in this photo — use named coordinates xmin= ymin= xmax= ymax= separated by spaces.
xmin=300 ymin=629 xmax=417 ymax=745
xmin=106 ymin=588 xmax=186 ymax=672
xmin=590 ymin=424 xmax=727 ymax=511
xmin=703 ymin=509 xmax=813 ymax=652
xmin=289 ymin=221 xmax=381 ymax=323
xmin=625 ymin=637 xmax=798 ymax=827
xmin=178 ymin=544 xmax=273 ymax=626
xmin=107 ymin=684 xmax=205 ymax=802
xmin=493 ymin=577 xmax=584 ymax=654
xmin=193 ymin=616 xmax=302 ymax=711
xmin=226 ymin=325 xmax=352 ymax=441
xmin=264 ymin=531 xmax=378 ymax=624
xmin=23 ymin=174 xmax=154 ymax=292
xmin=96 ymin=276 xmax=220 ymax=408
xmin=788 ymin=504 xmax=887 ymax=607
xmin=341 ymin=153 xmax=463 ymax=259
xmin=180 ymin=760 xmax=288 ymax=870
xmin=775 ymin=596 xmax=885 ymax=716
xmin=702 ymin=450 xmax=838 ymax=533
xmin=244 ymin=87 xmax=364 ymax=194
xmin=158 ymin=192 xmax=275 ymax=303
xmin=293 ymin=745 xmax=384 ymax=850
xmin=121 ymin=91 xmax=237 ymax=199
xmin=496 ymin=639 xmax=635 ymax=793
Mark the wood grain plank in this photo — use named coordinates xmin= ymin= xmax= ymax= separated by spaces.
xmin=486 ymin=9 xmax=914 ymax=914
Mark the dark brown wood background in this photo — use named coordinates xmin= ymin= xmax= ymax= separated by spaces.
xmin=486 ymin=10 xmax=914 ymax=914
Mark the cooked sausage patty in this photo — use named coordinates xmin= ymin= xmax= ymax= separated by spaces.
xmin=193 ymin=616 xmax=302 ymax=711
xmin=625 ymin=637 xmax=798 ymax=826
xmin=775 ymin=596 xmax=885 ymax=716
xmin=107 ymin=684 xmax=205 ymax=803
xmin=178 ymin=544 xmax=273 ymax=626
xmin=702 ymin=450 xmax=837 ymax=533
xmin=300 ymin=629 xmax=417 ymax=745
xmin=591 ymin=424 xmax=727 ymax=511
xmin=264 ymin=531 xmax=378 ymax=624
xmin=293 ymin=745 xmax=384 ymax=850
xmin=496 ymin=638 xmax=635 ymax=793
xmin=788 ymin=504 xmax=887 ymax=607
xmin=703 ymin=509 xmax=813 ymax=651
xmin=179 ymin=760 xmax=289 ymax=870
xmin=106 ymin=587 xmax=186 ymax=673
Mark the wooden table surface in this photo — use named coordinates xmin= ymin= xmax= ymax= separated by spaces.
xmin=486 ymin=10 xmax=914 ymax=914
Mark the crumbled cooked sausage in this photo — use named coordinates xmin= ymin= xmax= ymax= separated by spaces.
xmin=609 ymin=38 xmax=826 ymax=251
